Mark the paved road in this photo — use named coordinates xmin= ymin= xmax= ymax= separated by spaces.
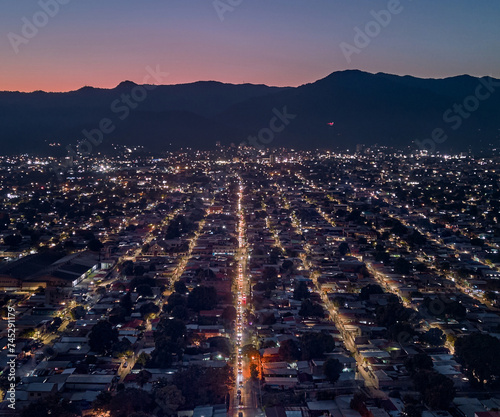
xmin=231 ymin=182 xmax=262 ymax=417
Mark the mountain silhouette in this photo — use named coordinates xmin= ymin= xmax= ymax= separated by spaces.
xmin=1 ymin=71 xmax=498 ymax=154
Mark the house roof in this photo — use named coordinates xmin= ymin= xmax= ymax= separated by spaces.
xmin=27 ymin=382 xmax=56 ymax=392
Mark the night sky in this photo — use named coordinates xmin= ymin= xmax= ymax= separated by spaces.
xmin=1 ymin=0 xmax=499 ymax=92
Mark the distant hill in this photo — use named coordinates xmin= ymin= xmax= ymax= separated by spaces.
xmin=1 ymin=71 xmax=499 ymax=154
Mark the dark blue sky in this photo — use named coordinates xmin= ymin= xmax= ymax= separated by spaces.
xmin=1 ymin=0 xmax=499 ymax=91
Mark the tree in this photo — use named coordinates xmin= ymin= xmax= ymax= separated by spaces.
xmin=405 ymin=353 xmax=433 ymax=375
xmin=156 ymin=318 xmax=186 ymax=340
xmin=262 ymin=267 xmax=278 ymax=281
xmin=206 ymin=336 xmax=231 ymax=357
xmin=172 ymin=365 xmax=234 ymax=409
xmin=88 ymin=238 xmax=104 ymax=252
xmin=444 ymin=301 xmax=466 ymax=320
xmin=456 ymin=267 xmax=471 ymax=280
xmin=414 ymin=263 xmax=428 ymax=273
xmin=376 ymin=296 xmax=415 ymax=329
xmin=408 ymin=230 xmax=427 ymax=247
xmin=120 ymin=292 xmax=133 ymax=315
xmin=375 ymin=250 xmax=391 ymax=263
xmin=150 ymin=318 xmax=187 ymax=368
xmin=241 ymin=344 xmax=260 ymax=359
xmin=92 ymin=391 xmax=112 ymax=415
xmin=4 ymin=234 xmax=22 ymax=247
xmin=420 ymin=328 xmax=445 ymax=347
xmin=413 ymin=370 xmax=455 ymax=409
xmin=19 ymin=328 xmax=36 ymax=338
xmin=391 ymin=222 xmax=408 ymax=237
xmin=261 ymin=339 xmax=277 ymax=349
xmin=338 ymin=242 xmax=350 ymax=257
xmin=112 ymin=338 xmax=133 ymax=358
xmin=171 ymin=305 xmax=189 ymax=320
xmin=165 ymin=215 xmax=190 ymax=239
xmin=485 ymin=291 xmax=497 ymax=302
xmin=293 ymin=281 xmax=310 ymax=301
xmin=48 ymin=317 xmax=62 ymax=332
xmin=387 ymin=322 xmax=415 ymax=343
xmin=121 ymin=260 xmax=134 ymax=276
xmin=96 ymin=286 xmax=107 ymax=296
xmin=359 ymin=284 xmax=384 ymax=301
xmin=470 ymin=238 xmax=485 ymax=247
xmin=253 ymin=281 xmax=276 ymax=292
xmin=140 ymin=302 xmax=160 ymax=320
xmin=221 ymin=306 xmax=237 ymax=324
xmin=323 ymin=358 xmax=343 ymax=384
xmin=108 ymin=388 xmax=154 ymax=417
xmin=404 ymin=404 xmax=423 ymax=417
xmin=132 ymin=267 xmax=148 ymax=279
xmin=136 ymin=352 xmax=151 ymax=368
xmin=150 ymin=336 xmax=178 ymax=369
xmin=187 ymin=286 xmax=217 ymax=312
xmin=394 ymin=257 xmax=411 ymax=275
xmin=164 ymin=292 xmax=186 ymax=313
xmin=269 ymin=246 xmax=282 ymax=264
xmin=455 ymin=332 xmax=500 ymax=387
xmin=0 ymin=213 xmax=10 ymax=231
xmin=262 ymin=313 xmax=276 ymax=325
xmin=89 ymin=320 xmax=118 ymax=354
xmin=109 ymin=306 xmax=127 ymax=325
xmin=70 ymin=305 xmax=86 ymax=320
xmin=300 ymin=331 xmax=335 ymax=360
xmin=250 ymin=363 xmax=259 ymax=379
xmin=278 ymin=339 xmax=301 ymax=362
xmin=21 ymin=394 xmax=79 ymax=417
xmin=136 ymin=370 xmax=152 ymax=388
xmin=194 ymin=267 xmax=216 ymax=281
xmin=155 ymin=385 xmax=185 ymax=416
xmin=424 ymin=297 xmax=466 ymax=320
xmin=281 ymin=259 xmax=294 ymax=274
xmin=174 ymin=280 xmax=188 ymax=294
xmin=136 ymin=284 xmax=154 ymax=298
xmin=332 ymin=296 xmax=347 ymax=308
xmin=299 ymin=299 xmax=324 ymax=318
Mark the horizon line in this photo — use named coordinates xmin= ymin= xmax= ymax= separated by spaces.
xmin=1 ymin=69 xmax=497 ymax=94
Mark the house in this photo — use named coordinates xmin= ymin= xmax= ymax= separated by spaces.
xmin=65 ymin=375 xmax=115 ymax=391
xmin=26 ymin=382 xmax=58 ymax=400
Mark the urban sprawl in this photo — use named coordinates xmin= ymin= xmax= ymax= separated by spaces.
xmin=0 ymin=147 xmax=499 ymax=417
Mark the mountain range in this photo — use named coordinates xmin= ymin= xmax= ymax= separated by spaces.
xmin=1 ymin=70 xmax=499 ymax=154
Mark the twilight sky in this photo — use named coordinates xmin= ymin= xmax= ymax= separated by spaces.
xmin=1 ymin=0 xmax=499 ymax=92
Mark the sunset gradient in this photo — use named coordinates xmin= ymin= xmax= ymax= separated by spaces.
xmin=1 ymin=0 xmax=499 ymax=92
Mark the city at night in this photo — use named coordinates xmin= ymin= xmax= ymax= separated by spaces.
xmin=0 ymin=2 xmax=499 ymax=417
